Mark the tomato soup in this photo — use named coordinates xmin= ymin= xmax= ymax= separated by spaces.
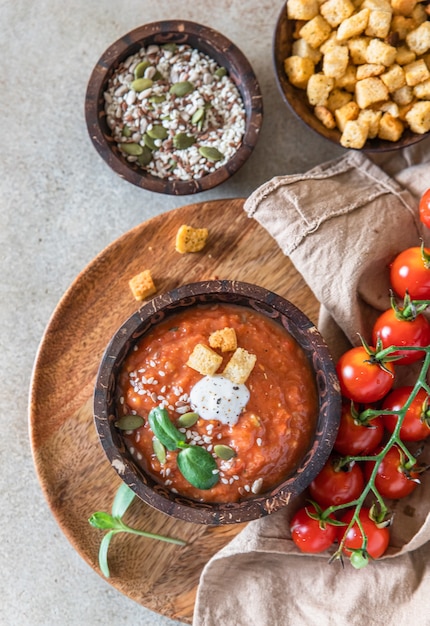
xmin=116 ymin=304 xmax=318 ymax=503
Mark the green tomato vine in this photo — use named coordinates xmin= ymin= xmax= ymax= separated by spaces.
xmin=322 ymin=343 xmax=430 ymax=568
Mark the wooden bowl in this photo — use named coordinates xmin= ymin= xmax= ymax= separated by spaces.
xmin=85 ymin=21 xmax=263 ymax=194
xmin=273 ymin=2 xmax=428 ymax=152
xmin=93 ymin=280 xmax=341 ymax=525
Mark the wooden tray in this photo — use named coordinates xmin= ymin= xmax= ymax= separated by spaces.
xmin=29 ymin=198 xmax=318 ymax=624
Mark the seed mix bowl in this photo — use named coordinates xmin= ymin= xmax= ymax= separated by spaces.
xmin=93 ymin=280 xmax=341 ymax=525
xmin=85 ymin=21 xmax=263 ymax=195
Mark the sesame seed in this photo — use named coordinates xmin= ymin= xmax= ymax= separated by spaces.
xmin=256 ymin=438 xmax=262 ymax=447
xmin=221 ymin=478 xmax=229 ymax=485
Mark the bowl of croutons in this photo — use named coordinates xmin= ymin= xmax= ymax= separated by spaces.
xmin=274 ymin=0 xmax=430 ymax=151
xmin=85 ymin=20 xmax=263 ymax=195
xmin=93 ymin=280 xmax=341 ymax=525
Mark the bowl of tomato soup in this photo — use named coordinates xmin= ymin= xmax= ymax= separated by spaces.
xmin=94 ymin=280 xmax=341 ymax=525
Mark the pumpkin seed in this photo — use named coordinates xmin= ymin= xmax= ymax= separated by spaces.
xmin=215 ymin=67 xmax=227 ymax=78
xmin=122 ymin=124 xmax=132 ymax=137
xmin=162 ymin=42 xmax=177 ymax=52
xmin=213 ymin=444 xmax=236 ymax=460
xmin=147 ymin=124 xmax=168 ymax=140
xmin=149 ymin=94 xmax=166 ymax=104
xmin=143 ymin=133 xmax=158 ymax=151
xmin=191 ymin=107 xmax=205 ymax=125
xmin=134 ymin=60 xmax=151 ymax=79
xmin=152 ymin=437 xmax=166 ymax=464
xmin=173 ymin=132 xmax=195 ymax=150
xmin=130 ymin=77 xmax=153 ymax=92
xmin=177 ymin=412 xmax=199 ymax=428
xmin=120 ymin=142 xmax=143 ymax=156
xmin=169 ymin=80 xmax=195 ymax=97
xmin=137 ymin=145 xmax=153 ymax=166
xmin=199 ymin=146 xmax=224 ymax=161
xmin=115 ymin=414 xmax=145 ymax=431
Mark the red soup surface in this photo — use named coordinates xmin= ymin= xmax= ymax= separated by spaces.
xmin=116 ymin=303 xmax=318 ymax=503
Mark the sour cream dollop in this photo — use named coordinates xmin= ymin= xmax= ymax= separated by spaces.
xmin=189 ymin=374 xmax=250 ymax=426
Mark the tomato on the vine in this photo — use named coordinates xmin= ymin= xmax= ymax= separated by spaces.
xmin=336 ymin=345 xmax=395 ymax=403
xmin=419 ymin=188 xmax=430 ymax=229
xmin=309 ymin=456 xmax=365 ymax=509
xmin=382 ymin=386 xmax=430 ymax=441
xmin=338 ymin=508 xmax=390 ymax=560
xmin=390 ymin=245 xmax=430 ymax=300
xmin=364 ymin=444 xmax=420 ymax=499
xmin=290 ymin=504 xmax=337 ymax=554
xmin=334 ymin=401 xmax=384 ymax=456
xmin=372 ymin=305 xmax=430 ymax=365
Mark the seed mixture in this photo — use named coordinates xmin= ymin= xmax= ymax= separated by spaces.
xmin=104 ymin=43 xmax=246 ymax=181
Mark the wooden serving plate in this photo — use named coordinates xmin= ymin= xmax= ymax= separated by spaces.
xmin=29 ymin=198 xmax=318 ymax=623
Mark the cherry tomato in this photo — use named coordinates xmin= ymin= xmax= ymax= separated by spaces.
xmin=338 ymin=508 xmax=390 ymax=560
xmin=334 ymin=402 xmax=384 ymax=456
xmin=336 ymin=346 xmax=395 ymax=403
xmin=382 ymin=386 xmax=430 ymax=442
xmin=390 ymin=246 xmax=430 ymax=300
xmin=290 ymin=504 xmax=337 ymax=553
xmin=372 ymin=307 xmax=430 ymax=365
xmin=309 ymin=456 xmax=365 ymax=509
xmin=419 ymin=188 xmax=430 ymax=229
xmin=364 ymin=444 xmax=420 ymax=499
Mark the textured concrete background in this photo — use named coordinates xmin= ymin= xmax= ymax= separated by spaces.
xmin=0 ymin=1 xmax=342 ymax=624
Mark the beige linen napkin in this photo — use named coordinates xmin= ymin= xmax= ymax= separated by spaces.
xmin=193 ymin=140 xmax=430 ymax=626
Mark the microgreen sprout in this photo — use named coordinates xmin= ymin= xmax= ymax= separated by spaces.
xmin=89 ymin=482 xmax=186 ymax=578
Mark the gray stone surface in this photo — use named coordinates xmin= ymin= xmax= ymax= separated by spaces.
xmin=0 ymin=1 xmax=343 ymax=625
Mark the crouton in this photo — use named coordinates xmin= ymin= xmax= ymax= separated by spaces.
xmin=335 ymin=64 xmax=358 ymax=92
xmin=307 ymin=73 xmax=335 ymax=105
xmin=209 ymin=327 xmax=237 ymax=353
xmin=391 ymin=0 xmax=417 ymax=16
xmin=223 ymin=348 xmax=257 ymax=385
xmin=406 ymin=22 xmax=430 ymax=55
xmin=175 ymin=225 xmax=208 ymax=253
xmin=337 ymin=9 xmax=370 ymax=41
xmin=404 ymin=58 xmax=430 ymax=86
xmin=395 ymin=46 xmax=416 ymax=66
xmin=405 ymin=101 xmax=430 ymax=133
xmin=327 ymin=88 xmax=353 ymax=112
xmin=323 ymin=45 xmax=349 ymax=78
xmin=320 ymin=0 xmax=355 ymax=27
xmin=413 ymin=77 xmax=430 ymax=98
xmin=356 ymin=63 xmax=385 ymax=79
xmin=392 ymin=84 xmax=414 ymax=105
xmin=129 ymin=269 xmax=157 ymax=301
xmin=355 ymin=76 xmax=389 ymax=108
xmin=335 ymin=100 xmax=360 ymax=131
xmin=299 ymin=15 xmax=332 ymax=49
xmin=284 ymin=56 xmax=315 ymax=88
xmin=340 ymin=119 xmax=369 ymax=148
xmin=186 ymin=343 xmax=223 ymax=376
xmin=347 ymin=37 xmax=371 ymax=64
xmin=357 ymin=108 xmax=382 ymax=137
xmin=287 ymin=0 xmax=320 ymax=20
xmin=365 ymin=9 xmax=392 ymax=38
xmin=365 ymin=38 xmax=397 ymax=66
xmin=378 ymin=112 xmax=404 ymax=140
xmin=314 ymin=105 xmax=337 ymax=128
xmin=380 ymin=64 xmax=406 ymax=91
xmin=292 ymin=38 xmax=323 ymax=64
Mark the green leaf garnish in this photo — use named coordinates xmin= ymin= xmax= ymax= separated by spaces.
xmin=148 ymin=406 xmax=186 ymax=450
xmin=177 ymin=446 xmax=219 ymax=490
